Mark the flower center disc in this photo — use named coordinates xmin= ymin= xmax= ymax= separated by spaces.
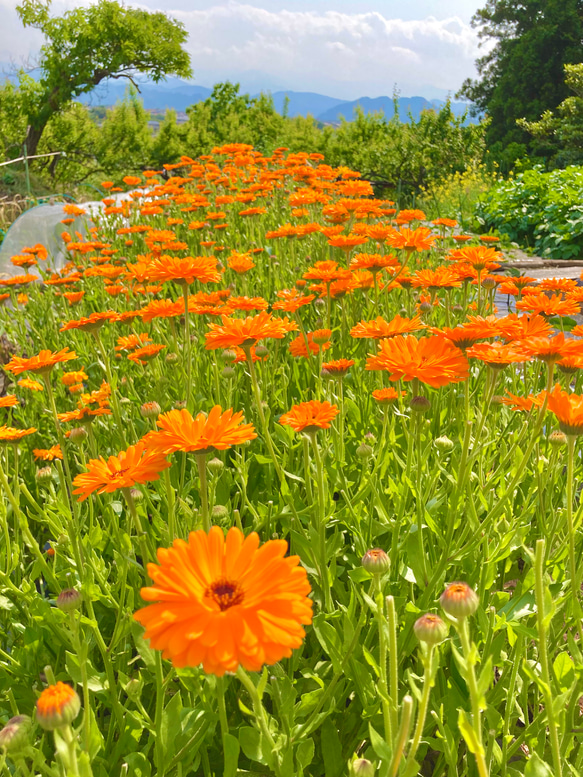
xmin=206 ymin=578 xmax=245 ymax=611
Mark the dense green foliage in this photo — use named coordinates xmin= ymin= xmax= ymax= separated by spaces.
xmin=518 ymin=63 xmax=583 ymax=168
xmin=0 ymin=82 xmax=486 ymax=201
xmin=476 ymin=164 xmax=583 ymax=258
xmin=11 ymin=0 xmax=192 ymax=158
xmin=459 ymin=0 xmax=583 ymax=168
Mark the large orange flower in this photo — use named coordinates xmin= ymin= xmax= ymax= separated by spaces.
xmin=0 ymin=395 xmax=18 ymax=408
xmin=272 ymin=289 xmax=315 ymax=313
xmin=520 ymin=333 xmax=583 ymax=364
xmin=205 ymin=312 xmax=296 ymax=350
xmin=496 ymin=313 xmax=552 ymax=342
xmin=385 ymin=227 xmax=436 ymax=252
xmin=516 ymin=293 xmax=580 ymax=317
xmin=72 ymin=441 xmax=170 ymax=501
xmin=466 ymin=342 xmax=529 ymax=368
xmin=351 ymin=314 xmax=424 ymax=340
xmin=366 ymin=335 xmax=469 ymax=388
xmin=60 ymin=311 xmax=119 ymax=333
xmin=134 ymin=526 xmax=313 ymax=674
xmin=411 ymin=267 xmax=462 ymax=290
xmin=143 ymin=406 xmax=256 ymax=455
xmin=0 ymin=426 xmax=36 ymax=442
xmin=350 ymin=253 xmax=399 ymax=273
xmin=303 ymin=261 xmax=352 ymax=283
xmin=279 ymin=400 xmax=339 ymax=433
xmin=4 ymin=348 xmax=77 ymax=376
xmin=148 ymin=255 xmax=222 ymax=285
xmin=546 ymin=385 xmax=583 ymax=435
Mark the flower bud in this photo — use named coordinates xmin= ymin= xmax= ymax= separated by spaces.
xmin=129 ymin=487 xmax=143 ymax=503
xmin=410 ymin=395 xmax=431 ymax=413
xmin=414 ymin=613 xmax=448 ymax=645
xmin=212 ymin=505 xmax=229 ymax=520
xmin=312 ymin=329 xmax=331 ymax=345
xmin=314 ymin=298 xmax=326 ymax=311
xmin=222 ymin=366 xmax=236 ymax=379
xmin=361 ymin=548 xmax=390 ymax=576
xmin=36 ymin=682 xmax=81 ymax=730
xmin=56 ymin=588 xmax=82 ymax=613
xmin=440 ymin=582 xmax=479 ymax=619
xmin=165 ymin=352 xmax=180 ymax=365
xmin=140 ymin=401 xmax=161 ymax=419
xmin=356 ymin=442 xmax=374 ymax=460
xmin=364 ymin=432 xmax=376 ymax=444
xmin=222 ymin=349 xmax=237 ymax=364
xmin=434 ymin=435 xmax=454 ymax=452
xmin=0 ymin=715 xmax=32 ymax=754
xmin=419 ymin=302 xmax=432 ymax=313
xmin=207 ymin=457 xmax=224 ymax=474
xmin=490 ymin=395 xmax=505 ymax=406
xmin=452 ymin=304 xmax=464 ymax=314
xmin=36 ymin=466 xmax=53 ymax=483
xmin=174 ymin=400 xmax=187 ymax=410
xmin=350 ymin=758 xmax=375 ymax=777
xmin=255 ymin=345 xmax=269 ymax=358
xmin=69 ymin=426 xmax=87 ymax=444
xmin=549 ymin=430 xmax=567 ymax=448
xmin=481 ymin=277 xmax=496 ymax=290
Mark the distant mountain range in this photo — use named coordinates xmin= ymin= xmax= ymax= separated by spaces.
xmin=0 ymin=68 xmax=476 ymax=124
xmin=76 ymin=78 xmax=476 ymax=124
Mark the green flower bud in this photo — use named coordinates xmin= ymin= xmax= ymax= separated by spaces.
xmin=410 ymin=395 xmax=431 ymax=413
xmin=0 ymin=715 xmax=32 ymax=754
xmin=549 ymin=430 xmax=567 ymax=448
xmin=56 ymin=588 xmax=82 ymax=613
xmin=350 ymin=758 xmax=375 ymax=777
xmin=440 ymin=582 xmax=479 ymax=619
xmin=434 ymin=435 xmax=454 ymax=452
xmin=414 ymin=613 xmax=448 ymax=645
xmin=361 ymin=548 xmax=390 ymax=576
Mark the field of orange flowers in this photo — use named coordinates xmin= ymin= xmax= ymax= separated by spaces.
xmin=0 ymin=144 xmax=582 ymax=777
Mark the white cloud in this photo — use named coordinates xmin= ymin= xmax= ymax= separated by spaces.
xmin=0 ymin=0 xmax=485 ymax=98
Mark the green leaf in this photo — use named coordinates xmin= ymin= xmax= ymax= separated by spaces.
xmin=160 ymin=690 xmax=182 ymax=753
xmin=524 ymin=753 xmax=553 ymax=777
xmin=368 ymin=722 xmax=392 ymax=762
xmin=295 ymin=738 xmax=315 ymax=772
xmin=239 ymin=726 xmax=265 ymax=764
xmin=223 ymin=732 xmax=240 ymax=777
xmin=321 ymin=718 xmax=344 ymax=777
xmin=458 ymin=709 xmax=484 ymax=756
xmin=553 ymin=652 xmax=575 ymax=692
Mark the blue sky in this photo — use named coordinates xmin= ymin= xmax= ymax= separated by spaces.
xmin=1 ymin=0 xmax=487 ymax=99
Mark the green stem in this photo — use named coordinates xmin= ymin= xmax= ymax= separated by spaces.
xmin=534 ymin=538 xmax=563 ymax=777
xmin=155 ymin=651 xmax=166 ymax=777
xmin=195 ymin=454 xmax=210 ymax=532
xmin=457 ymin=618 xmax=489 ymax=777
xmin=92 ymin=331 xmax=128 ymax=447
xmin=182 ymin=284 xmax=193 ymax=409
xmin=236 ymin=667 xmax=281 ymax=777
xmin=216 ymin=676 xmax=230 ymax=777
xmin=404 ymin=645 xmax=436 ymax=771
xmin=566 ymin=436 xmax=583 ymax=643
xmin=310 ymin=432 xmax=333 ymax=611
xmin=389 ymin=695 xmax=413 ymax=777
xmin=386 ymin=596 xmax=399 ymax=737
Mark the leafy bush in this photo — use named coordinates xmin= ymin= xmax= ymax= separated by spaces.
xmin=476 ymin=164 xmax=583 ymax=259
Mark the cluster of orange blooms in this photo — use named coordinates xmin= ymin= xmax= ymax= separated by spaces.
xmin=3 ymin=142 xmax=583 ymax=678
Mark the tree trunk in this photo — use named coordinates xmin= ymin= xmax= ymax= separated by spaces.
xmin=24 ymin=123 xmax=45 ymax=160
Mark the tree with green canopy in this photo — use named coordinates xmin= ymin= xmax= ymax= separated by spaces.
xmin=459 ymin=0 xmax=583 ymax=165
xmin=14 ymin=0 xmax=191 ymax=158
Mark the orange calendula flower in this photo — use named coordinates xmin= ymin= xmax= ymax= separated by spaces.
xmin=5 ymin=348 xmax=77 ymax=376
xmin=0 ymin=426 xmax=36 ymax=442
xmin=303 ymin=260 xmax=352 ymax=283
xmin=321 ymin=358 xmax=355 ymax=377
xmin=272 ymin=289 xmax=315 ymax=313
xmin=72 ymin=441 xmax=171 ymax=501
xmin=128 ymin=344 xmax=167 ymax=365
xmin=227 ymin=253 xmax=255 ymax=274
xmin=148 ymin=255 xmax=222 ymax=285
xmin=0 ymin=273 xmax=38 ymax=286
xmin=327 ymin=234 xmax=368 ymax=251
xmin=466 ymin=342 xmax=529 ymax=368
xmin=366 ymin=335 xmax=469 ymax=388
xmin=17 ymin=378 xmax=44 ymax=391
xmin=0 ymin=395 xmax=18 ymax=408
xmin=501 ymin=391 xmax=542 ymax=413
xmin=496 ymin=313 xmax=552 ymax=342
xmin=288 ymin=331 xmax=331 ymax=358
xmin=546 ymin=385 xmax=583 ymax=435
xmin=205 ymin=312 xmax=296 ymax=350
xmin=280 ymin=400 xmax=339 ymax=433
xmin=61 ymin=369 xmax=89 ymax=386
xmin=63 ymin=291 xmax=85 ymax=305
xmin=372 ymin=387 xmax=405 ymax=404
xmin=385 ymin=227 xmax=437 ymax=252
xmin=60 ymin=311 xmax=119 ymax=333
xmin=140 ymin=298 xmax=183 ymax=322
xmin=350 ymin=253 xmax=399 ymax=273
xmin=351 ymin=314 xmax=424 ymax=340
xmin=397 ymin=208 xmax=426 ymax=223
xmin=133 ymin=526 xmax=312 ymax=674
xmin=33 ymin=445 xmax=63 ymax=461
xmin=412 ymin=267 xmax=462 ymax=290
xmin=516 ymin=293 xmax=581 ymax=317
xmin=225 ymin=296 xmax=269 ymax=313
xmin=115 ymin=334 xmax=151 ymax=353
xmin=521 ymin=333 xmax=583 ymax=364
xmin=143 ymin=406 xmax=256 ymax=455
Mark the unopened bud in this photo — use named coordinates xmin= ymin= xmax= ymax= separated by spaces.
xmin=481 ymin=277 xmax=496 ymax=290
xmin=414 ymin=613 xmax=448 ymax=645
xmin=314 ymin=298 xmax=326 ymax=311
xmin=350 ymin=758 xmax=375 ymax=777
xmin=361 ymin=548 xmax=390 ymax=576
xmin=140 ymin=401 xmax=160 ymax=419
xmin=222 ymin=366 xmax=236 ymax=379
xmin=255 ymin=344 xmax=269 ymax=358
xmin=36 ymin=682 xmax=81 ymax=730
xmin=410 ymin=395 xmax=431 ymax=413
xmin=36 ymin=466 xmax=53 ymax=483
xmin=440 ymin=582 xmax=479 ymax=619
xmin=356 ymin=443 xmax=374 ymax=460
xmin=549 ymin=430 xmax=567 ymax=448
xmin=312 ymin=329 xmax=331 ymax=345
xmin=165 ymin=352 xmax=180 ymax=365
xmin=69 ymin=426 xmax=87 ymax=444
xmin=129 ymin=487 xmax=143 ymax=502
xmin=419 ymin=302 xmax=432 ymax=313
xmin=434 ymin=435 xmax=454 ymax=452
xmin=212 ymin=505 xmax=229 ymax=520
xmin=174 ymin=400 xmax=187 ymax=410
xmin=56 ymin=588 xmax=82 ymax=613
xmin=452 ymin=304 xmax=464 ymax=314
xmin=0 ymin=715 xmax=31 ymax=754
xmin=207 ymin=457 xmax=224 ymax=474
xmin=490 ymin=395 xmax=505 ymax=405
xmin=222 ymin=349 xmax=237 ymax=363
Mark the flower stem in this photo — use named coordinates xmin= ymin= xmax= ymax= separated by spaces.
xmin=404 ymin=645 xmax=436 ymax=772
xmin=309 ymin=432 xmax=332 ymax=611
xmin=565 ymin=435 xmax=583 ymax=643
xmin=457 ymin=617 xmax=489 ymax=777
xmin=195 ymin=454 xmax=210 ymax=532
xmin=236 ymin=667 xmax=281 ymax=777
xmin=534 ymin=538 xmax=563 ymax=777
